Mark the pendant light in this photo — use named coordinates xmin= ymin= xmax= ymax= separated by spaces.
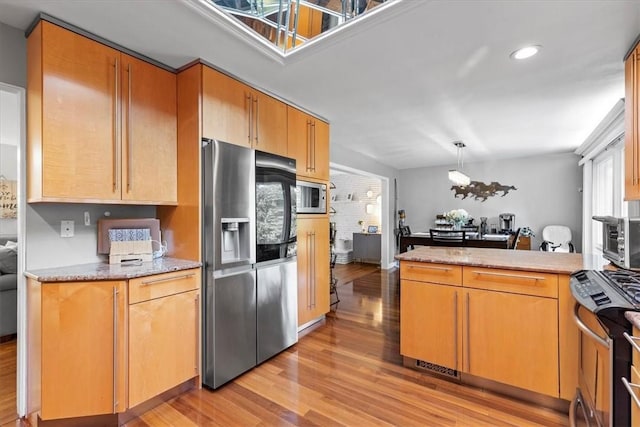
xmin=448 ymin=141 xmax=471 ymax=186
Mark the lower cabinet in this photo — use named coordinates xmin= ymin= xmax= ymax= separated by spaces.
xmin=128 ymin=270 xmax=200 ymax=407
xmin=464 ymin=288 xmax=559 ymax=396
xmin=297 ymin=216 xmax=329 ymax=326
xmin=30 ymin=268 xmax=201 ymax=421
xmin=39 ymin=281 xmax=127 ymax=420
xmin=399 ymin=262 xmax=562 ymax=398
xmin=400 ymin=280 xmax=461 ymax=371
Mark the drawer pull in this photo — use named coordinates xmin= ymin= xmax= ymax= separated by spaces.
xmin=409 ymin=265 xmax=452 ymax=272
xmin=472 ymin=270 xmax=545 ymax=281
xmin=141 ymin=273 xmax=195 ymax=286
xmin=622 ymin=377 xmax=640 ymax=409
xmin=624 ymin=332 xmax=640 ymax=355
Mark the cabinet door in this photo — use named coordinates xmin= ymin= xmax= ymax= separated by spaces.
xmin=254 ymin=91 xmax=288 ymax=156
xmin=202 ymin=66 xmax=252 ymax=147
xmin=121 ymin=54 xmax=177 ymax=204
xmin=400 ymin=280 xmax=461 ymax=371
xmin=297 ymin=217 xmax=330 ymax=325
xmin=39 ymin=21 xmax=121 ymax=201
xmin=129 ymin=290 xmax=199 ymax=407
xmin=287 ymin=107 xmax=330 ymax=181
xmin=626 ymin=48 xmax=640 ymax=200
xmin=464 ymin=288 xmax=559 ymax=397
xmin=311 ymin=118 xmax=330 ymax=181
xmin=41 ymin=281 xmax=126 ymax=419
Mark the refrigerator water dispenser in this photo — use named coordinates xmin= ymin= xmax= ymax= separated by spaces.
xmin=221 ymin=218 xmax=251 ymax=264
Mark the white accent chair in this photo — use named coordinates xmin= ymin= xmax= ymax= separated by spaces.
xmin=539 ymin=225 xmax=575 ymax=252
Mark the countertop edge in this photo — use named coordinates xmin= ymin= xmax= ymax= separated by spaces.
xmin=25 ymin=257 xmax=202 ymax=283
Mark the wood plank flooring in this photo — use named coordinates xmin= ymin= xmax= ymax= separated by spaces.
xmin=3 ymin=263 xmax=569 ymax=426
xmin=0 ymin=338 xmax=17 ymax=425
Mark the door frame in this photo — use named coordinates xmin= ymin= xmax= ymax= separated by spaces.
xmin=0 ymin=82 xmax=26 ymax=417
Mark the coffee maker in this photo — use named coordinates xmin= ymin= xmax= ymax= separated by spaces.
xmin=499 ymin=213 xmax=515 ymax=233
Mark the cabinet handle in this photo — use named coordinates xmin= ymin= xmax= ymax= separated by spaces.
xmin=307 ymin=231 xmax=312 ymax=309
xmin=112 ymin=58 xmax=119 ymax=192
xmin=194 ymin=293 xmax=199 ymax=374
xmin=311 ymin=121 xmax=316 ymax=172
xmin=127 ymin=63 xmax=132 ymax=193
xmin=624 ymin=332 xmax=640 ymax=355
xmin=112 ymin=286 xmax=119 ymax=413
xmin=408 ymin=265 xmax=452 ymax=272
xmin=311 ymin=231 xmax=316 ymax=308
xmin=465 ymin=292 xmax=470 ymax=372
xmin=246 ymin=93 xmax=252 ymax=145
xmin=471 ymin=270 xmax=545 ymax=282
xmin=254 ymin=96 xmax=259 ymax=145
xmin=635 ymin=53 xmax=639 ymax=186
xmin=623 ymin=377 xmax=640 ymax=409
xmin=141 ymin=273 xmax=195 ymax=285
xmin=453 ymin=291 xmax=458 ymax=370
xmin=306 ymin=120 xmax=312 ymax=172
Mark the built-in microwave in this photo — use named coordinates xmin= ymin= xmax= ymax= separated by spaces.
xmin=296 ymin=180 xmax=326 ymax=214
xmin=593 ymin=216 xmax=640 ymax=269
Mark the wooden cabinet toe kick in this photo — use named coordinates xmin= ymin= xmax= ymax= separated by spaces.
xmin=402 ymin=356 xmax=570 ymax=414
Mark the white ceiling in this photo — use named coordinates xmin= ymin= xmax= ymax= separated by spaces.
xmin=0 ymin=0 xmax=639 ymax=169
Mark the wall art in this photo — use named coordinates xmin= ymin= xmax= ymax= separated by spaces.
xmin=451 ymin=181 xmax=517 ymax=202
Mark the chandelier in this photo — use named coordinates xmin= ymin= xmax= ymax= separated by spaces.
xmin=448 ymin=141 xmax=471 ymax=186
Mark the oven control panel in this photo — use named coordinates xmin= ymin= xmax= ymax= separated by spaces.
xmin=571 ymin=270 xmax=612 ymax=307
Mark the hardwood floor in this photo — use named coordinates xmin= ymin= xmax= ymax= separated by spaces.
xmin=5 ymin=263 xmax=569 ymax=426
xmin=0 ymin=338 xmax=17 ymax=425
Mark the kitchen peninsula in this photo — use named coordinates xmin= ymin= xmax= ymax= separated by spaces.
xmin=396 ymin=246 xmax=604 ymax=407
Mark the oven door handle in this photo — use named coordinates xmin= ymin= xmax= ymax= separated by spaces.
xmin=573 ymin=302 xmax=611 ymax=349
xmin=569 ymin=389 xmax=591 ymax=427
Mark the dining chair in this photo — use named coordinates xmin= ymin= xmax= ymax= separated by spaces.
xmin=509 ymin=227 xmax=521 ymax=250
xmin=429 ymin=229 xmax=466 ymax=246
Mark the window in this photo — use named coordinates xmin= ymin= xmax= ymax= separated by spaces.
xmin=591 ymin=143 xmax=625 ymax=252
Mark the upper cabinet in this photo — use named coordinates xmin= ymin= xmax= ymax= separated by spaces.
xmin=27 ymin=20 xmax=177 ymax=204
xmin=626 ymin=45 xmax=640 ymax=200
xmin=202 ymin=66 xmax=288 ymax=156
xmin=287 ymin=106 xmax=329 ymax=180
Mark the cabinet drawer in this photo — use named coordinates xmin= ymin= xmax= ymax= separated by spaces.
xmin=400 ymin=262 xmax=462 ymax=286
xmin=129 ymin=268 xmax=200 ymax=304
xmin=462 ymin=267 xmax=558 ymax=298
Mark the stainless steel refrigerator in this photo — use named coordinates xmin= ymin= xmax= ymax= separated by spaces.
xmin=202 ymin=139 xmax=298 ymax=389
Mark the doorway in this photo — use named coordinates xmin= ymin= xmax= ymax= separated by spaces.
xmin=329 ymin=165 xmax=391 ymax=268
xmin=0 ymin=82 xmax=25 ymax=423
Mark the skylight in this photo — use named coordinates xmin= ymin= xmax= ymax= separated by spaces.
xmin=205 ymin=0 xmax=393 ymax=54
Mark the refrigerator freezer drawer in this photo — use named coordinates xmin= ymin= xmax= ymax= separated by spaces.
xmin=203 ymin=268 xmax=257 ymax=389
xmin=257 ymin=261 xmax=298 ymax=364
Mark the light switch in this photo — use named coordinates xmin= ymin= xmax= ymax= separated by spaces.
xmin=61 ymin=220 xmax=74 ymax=238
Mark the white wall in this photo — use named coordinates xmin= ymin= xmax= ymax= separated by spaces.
xmin=330 ymin=173 xmax=382 ymax=241
xmin=399 ymin=152 xmax=583 ymax=251
xmin=330 ymin=144 xmax=400 ymax=268
xmin=0 ymin=22 xmax=26 ymax=88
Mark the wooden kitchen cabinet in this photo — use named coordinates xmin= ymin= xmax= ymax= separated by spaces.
xmin=625 ymin=45 xmax=640 ymax=200
xmin=463 ymin=287 xmax=559 ymax=397
xmin=28 ymin=268 xmax=201 ymax=421
xmin=399 ymin=261 xmax=562 ymax=398
xmin=202 ymin=66 xmax=288 ymax=156
xmin=297 ymin=216 xmax=330 ymax=326
xmin=287 ymin=106 xmax=330 ymax=180
xmin=27 ymin=20 xmax=177 ymax=204
xmin=400 ymin=280 xmax=462 ymax=371
xmin=38 ymin=280 xmax=127 ymax=420
xmin=128 ymin=269 xmax=200 ymax=407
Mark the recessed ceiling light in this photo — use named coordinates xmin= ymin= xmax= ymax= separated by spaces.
xmin=510 ymin=45 xmax=541 ymax=60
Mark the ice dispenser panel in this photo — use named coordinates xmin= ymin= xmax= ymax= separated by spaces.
xmin=221 ymin=218 xmax=251 ymax=264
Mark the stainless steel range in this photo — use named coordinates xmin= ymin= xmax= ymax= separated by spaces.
xmin=569 ymin=269 xmax=640 ymax=427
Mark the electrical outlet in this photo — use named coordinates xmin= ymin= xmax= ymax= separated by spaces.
xmin=61 ymin=220 xmax=74 ymax=238
xmin=84 ymin=211 xmax=91 ymax=226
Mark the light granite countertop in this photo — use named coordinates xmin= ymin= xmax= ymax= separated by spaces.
xmin=395 ymin=246 xmax=608 ymax=274
xmin=25 ymin=257 xmax=201 ymax=282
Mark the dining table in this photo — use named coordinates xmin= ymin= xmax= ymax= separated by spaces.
xmin=398 ymin=231 xmax=512 ymax=253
